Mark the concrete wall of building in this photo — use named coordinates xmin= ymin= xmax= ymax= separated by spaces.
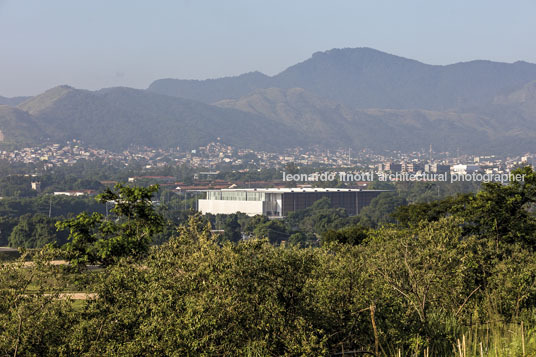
xmin=198 ymin=199 xmax=264 ymax=216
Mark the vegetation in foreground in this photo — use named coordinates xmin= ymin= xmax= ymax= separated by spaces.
xmin=1 ymin=168 xmax=536 ymax=356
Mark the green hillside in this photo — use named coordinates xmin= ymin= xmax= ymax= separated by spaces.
xmin=13 ymin=86 xmax=304 ymax=151
xmin=0 ymin=106 xmax=43 ymax=146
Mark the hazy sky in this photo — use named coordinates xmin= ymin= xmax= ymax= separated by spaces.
xmin=1 ymin=0 xmax=535 ymax=96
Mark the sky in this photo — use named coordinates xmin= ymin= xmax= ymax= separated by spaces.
xmin=1 ymin=0 xmax=535 ymax=97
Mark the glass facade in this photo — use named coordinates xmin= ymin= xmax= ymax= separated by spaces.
xmin=207 ymin=191 xmax=265 ymax=201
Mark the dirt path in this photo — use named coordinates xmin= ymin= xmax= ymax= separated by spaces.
xmin=0 ymin=247 xmax=18 ymax=252
xmin=22 ymin=292 xmax=98 ymax=300
xmin=18 ymin=260 xmax=101 ymax=270
xmin=22 ymin=260 xmax=70 ymax=266
xmin=56 ymin=292 xmax=98 ymax=300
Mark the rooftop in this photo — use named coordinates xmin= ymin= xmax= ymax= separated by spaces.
xmin=194 ymin=188 xmax=388 ymax=193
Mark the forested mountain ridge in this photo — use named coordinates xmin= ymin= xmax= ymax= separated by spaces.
xmin=0 ymin=105 xmax=43 ymax=145
xmin=2 ymin=85 xmax=304 ymax=151
xmin=215 ymin=87 xmax=535 ymax=153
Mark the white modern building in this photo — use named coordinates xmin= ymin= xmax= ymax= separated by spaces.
xmin=198 ymin=188 xmax=387 ymax=217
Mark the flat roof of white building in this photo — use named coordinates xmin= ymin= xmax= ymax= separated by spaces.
xmin=194 ymin=188 xmax=387 ymax=193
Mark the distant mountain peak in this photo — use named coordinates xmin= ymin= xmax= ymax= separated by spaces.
xmin=40 ymin=85 xmax=77 ymax=95
xmin=286 ymin=47 xmax=426 ymax=71
xmin=312 ymin=47 xmax=406 ymax=58
xmin=238 ymin=71 xmax=269 ymax=78
xmin=18 ymin=85 xmax=84 ymax=115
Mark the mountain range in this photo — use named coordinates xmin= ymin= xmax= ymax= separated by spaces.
xmin=0 ymin=86 xmax=302 ymax=151
xmin=149 ymin=48 xmax=536 ymax=111
xmin=1 ymin=47 xmax=536 ymax=154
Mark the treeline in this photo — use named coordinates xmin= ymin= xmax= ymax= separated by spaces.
xmin=0 ymin=195 xmax=106 ymax=247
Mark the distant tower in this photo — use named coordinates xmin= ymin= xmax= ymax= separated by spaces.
xmin=429 ymin=144 xmax=433 ymax=163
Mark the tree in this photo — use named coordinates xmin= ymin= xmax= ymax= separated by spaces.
xmin=286 ymin=197 xmax=352 ymax=235
xmin=321 ymin=224 xmax=369 ymax=246
xmin=0 ymin=216 xmax=18 ymax=246
xmin=393 ymin=167 xmax=536 ymax=248
xmin=460 ymin=167 xmax=536 ymax=247
xmin=358 ymin=192 xmax=407 ymax=227
xmin=57 ymin=184 xmax=164 ymax=266
xmin=9 ymin=214 xmax=67 ymax=248
xmin=242 ymin=215 xmax=269 ymax=235
xmin=288 ymin=232 xmax=316 ymax=247
xmin=365 ymin=218 xmax=480 ymax=352
xmin=222 ymin=215 xmax=242 ymax=242
xmin=0 ymin=249 xmax=76 ymax=356
xmin=252 ymin=219 xmax=290 ymax=244
xmin=392 ymin=194 xmax=470 ymax=227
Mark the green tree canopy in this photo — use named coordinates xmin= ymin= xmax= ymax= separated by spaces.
xmin=9 ymin=214 xmax=67 ymax=248
xmin=57 ymin=183 xmax=164 ymax=266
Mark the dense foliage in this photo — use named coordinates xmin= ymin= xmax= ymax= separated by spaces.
xmin=9 ymin=214 xmax=68 ymax=248
xmin=2 ymin=212 xmax=536 ymax=355
xmin=1 ymin=168 xmax=536 ymax=355
xmin=57 ymin=184 xmax=164 ymax=266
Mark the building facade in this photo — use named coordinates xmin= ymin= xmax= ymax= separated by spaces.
xmin=198 ymin=188 xmax=387 ymax=217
